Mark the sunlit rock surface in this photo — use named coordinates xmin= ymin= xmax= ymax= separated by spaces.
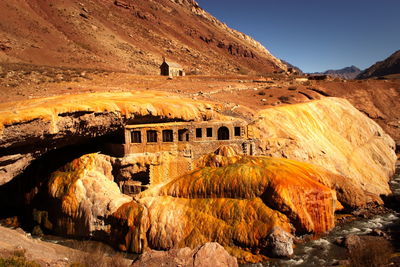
xmin=47 ymin=153 xmax=133 ymax=236
xmin=251 ymin=97 xmax=397 ymax=205
xmin=143 ymin=155 xmax=338 ymax=235
xmin=40 ymin=151 xmax=342 ymax=262
xmin=132 ymin=242 xmax=239 ymax=267
xmin=0 ymin=91 xmax=223 ymax=185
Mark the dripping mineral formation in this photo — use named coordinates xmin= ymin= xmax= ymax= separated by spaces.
xmin=0 ymin=92 xmax=396 ymax=263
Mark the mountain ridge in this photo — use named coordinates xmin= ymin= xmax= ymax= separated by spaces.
xmin=0 ymin=0 xmax=286 ymax=75
xmin=311 ymin=65 xmax=361 ymax=79
xmin=357 ymin=50 xmax=400 ymax=79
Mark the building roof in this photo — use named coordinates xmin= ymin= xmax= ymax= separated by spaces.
xmin=162 ymin=61 xmax=182 ymax=69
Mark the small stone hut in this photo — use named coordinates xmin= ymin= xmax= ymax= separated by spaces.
xmin=160 ymin=58 xmax=185 ymax=77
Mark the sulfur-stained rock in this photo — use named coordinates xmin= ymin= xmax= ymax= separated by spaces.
xmin=145 ymin=156 xmax=338 ymax=234
xmin=46 ymin=153 xmax=134 ymax=237
xmin=251 ymin=97 xmax=397 ymax=206
xmin=0 ymin=91 xmax=223 ymax=185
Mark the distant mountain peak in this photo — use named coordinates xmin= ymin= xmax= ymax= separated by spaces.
xmin=315 ymin=66 xmax=362 ymax=80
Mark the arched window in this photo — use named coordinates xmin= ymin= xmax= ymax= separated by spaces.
xmin=217 ymin=126 xmax=230 ymax=140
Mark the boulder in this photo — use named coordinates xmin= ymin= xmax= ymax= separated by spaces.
xmin=132 ymin=242 xmax=238 ymax=267
xmin=265 ymin=227 xmax=294 ymax=257
xmin=44 ymin=153 xmax=136 ymax=237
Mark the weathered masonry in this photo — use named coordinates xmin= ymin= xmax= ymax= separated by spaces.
xmin=110 ymin=121 xmax=256 ymax=196
xmin=160 ymin=58 xmax=185 ymax=77
xmin=123 ymin=121 xmax=254 ymax=159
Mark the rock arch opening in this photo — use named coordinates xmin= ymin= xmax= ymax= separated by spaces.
xmin=0 ymin=130 xmax=125 ymax=230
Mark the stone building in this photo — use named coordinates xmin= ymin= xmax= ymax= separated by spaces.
xmin=160 ymin=58 xmax=185 ymax=77
xmin=109 ymin=121 xmax=255 ymax=196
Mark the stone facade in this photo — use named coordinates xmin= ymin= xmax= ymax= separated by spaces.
xmin=160 ymin=59 xmax=185 ymax=77
xmin=115 ymin=121 xmax=255 ymax=195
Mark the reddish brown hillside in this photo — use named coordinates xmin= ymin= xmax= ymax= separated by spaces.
xmin=357 ymin=50 xmax=400 ymax=79
xmin=0 ymin=0 xmax=286 ymax=75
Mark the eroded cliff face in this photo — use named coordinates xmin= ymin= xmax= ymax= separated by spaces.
xmin=36 ymin=152 xmax=341 ymax=262
xmin=251 ymin=97 xmax=397 ymax=206
xmin=0 ymin=93 xmax=397 ymax=263
xmin=0 ymin=91 xmax=223 ymax=185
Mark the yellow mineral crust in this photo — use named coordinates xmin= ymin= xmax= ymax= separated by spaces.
xmin=48 ymin=153 xmax=132 ymax=235
xmin=0 ymin=91 xmax=223 ymax=131
xmin=252 ymin=97 xmax=397 ymax=198
xmin=142 ymin=156 xmax=338 ymax=235
xmin=138 ymin=196 xmax=290 ymax=261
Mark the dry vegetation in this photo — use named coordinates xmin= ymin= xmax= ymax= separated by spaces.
xmin=0 ymin=248 xmax=40 ymax=267
xmin=68 ymin=242 xmax=129 ymax=267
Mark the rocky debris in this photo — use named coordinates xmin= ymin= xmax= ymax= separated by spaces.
xmin=0 ymin=0 xmax=286 ymax=75
xmin=351 ymin=202 xmax=392 ymax=218
xmin=114 ymin=0 xmax=132 ymax=9
xmin=132 ymin=242 xmax=238 ymax=267
xmin=265 ymin=227 xmax=294 ymax=257
xmin=370 ymin=228 xmax=390 ymax=239
xmin=0 ymin=43 xmax=11 ymax=51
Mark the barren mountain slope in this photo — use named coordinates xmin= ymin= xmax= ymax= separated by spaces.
xmin=357 ymin=50 xmax=400 ymax=79
xmin=0 ymin=0 xmax=286 ymax=75
xmin=322 ymin=65 xmax=361 ymax=80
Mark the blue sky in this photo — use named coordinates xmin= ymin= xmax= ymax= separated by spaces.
xmin=196 ymin=0 xmax=400 ymax=73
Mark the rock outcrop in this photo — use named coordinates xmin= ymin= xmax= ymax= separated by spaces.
xmin=0 ymin=91 xmax=222 ymax=185
xmin=251 ymin=97 xmax=397 ymax=206
xmin=0 ymin=93 xmax=397 ymax=263
xmin=37 ymin=151 xmax=345 ymax=262
xmin=47 ymin=153 xmax=133 ymax=237
xmin=132 ymin=242 xmax=238 ymax=267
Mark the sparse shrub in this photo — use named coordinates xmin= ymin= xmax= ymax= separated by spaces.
xmin=288 ymin=86 xmax=297 ymax=91
xmin=69 ymin=242 xmax=129 ymax=267
xmin=236 ymin=67 xmax=249 ymax=75
xmin=278 ymin=96 xmax=290 ymax=102
xmin=257 ymin=91 xmax=266 ymax=96
xmin=348 ymin=237 xmax=393 ymax=267
xmin=0 ymin=248 xmax=40 ymax=267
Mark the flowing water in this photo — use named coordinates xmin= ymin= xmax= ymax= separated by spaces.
xmin=245 ymin=160 xmax=400 ymax=267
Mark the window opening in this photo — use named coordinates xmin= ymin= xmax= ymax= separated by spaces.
xmin=234 ymin=127 xmax=241 ymax=137
xmin=178 ymin=129 xmax=190 ymax=141
xmin=206 ymin=128 xmax=213 ymax=137
xmin=196 ymin=128 xmax=202 ymax=138
xmin=147 ymin=130 xmax=158 ymax=143
xmin=162 ymin=130 xmax=174 ymax=142
xmin=131 ymin=131 xmax=142 ymax=143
